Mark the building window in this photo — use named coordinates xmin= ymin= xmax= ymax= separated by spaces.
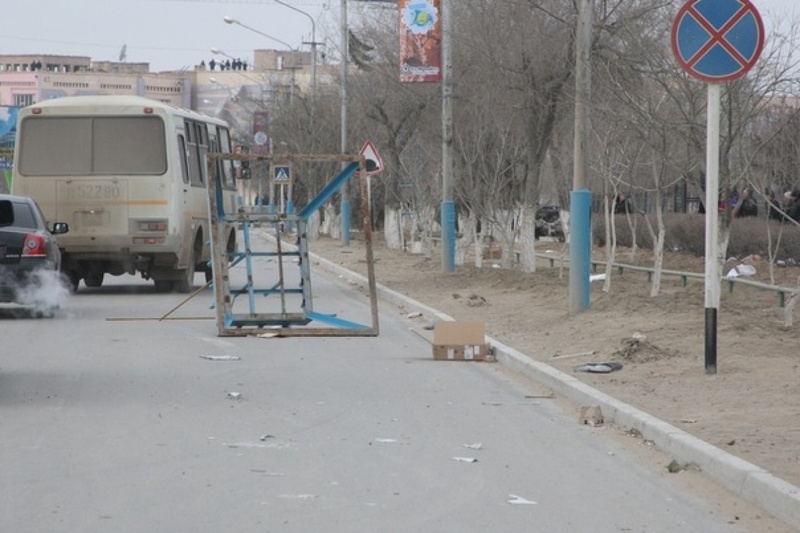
xmin=13 ymin=94 xmax=34 ymax=107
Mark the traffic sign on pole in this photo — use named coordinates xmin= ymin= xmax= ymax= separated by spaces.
xmin=671 ymin=0 xmax=764 ymax=83
xmin=273 ymin=164 xmax=292 ymax=185
xmin=358 ymin=140 xmax=383 ymax=176
xmin=671 ymin=0 xmax=764 ymax=375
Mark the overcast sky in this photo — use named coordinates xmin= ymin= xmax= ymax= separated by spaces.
xmin=0 ymin=0 xmax=797 ymax=73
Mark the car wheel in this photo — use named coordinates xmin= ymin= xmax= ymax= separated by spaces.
xmin=66 ymin=271 xmax=81 ymax=292
xmin=173 ymin=257 xmax=195 ymax=294
xmin=84 ymin=271 xmax=104 ymax=288
xmin=154 ymin=279 xmax=173 ymax=293
xmin=174 ymin=238 xmax=200 ymax=294
xmin=31 ymin=305 xmax=57 ymax=319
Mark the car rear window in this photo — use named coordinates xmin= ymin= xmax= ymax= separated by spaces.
xmin=11 ymin=202 xmax=36 ymax=229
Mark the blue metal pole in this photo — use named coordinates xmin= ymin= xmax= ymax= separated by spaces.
xmin=569 ymin=189 xmax=592 ymax=312
xmin=286 ymin=198 xmax=295 ymax=232
xmin=440 ymin=0 xmax=455 ymax=273
xmin=441 ymin=200 xmax=455 ymax=272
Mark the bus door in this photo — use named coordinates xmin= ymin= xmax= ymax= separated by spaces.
xmin=184 ymin=120 xmax=209 ymax=212
xmin=176 ymin=128 xmax=190 ymax=210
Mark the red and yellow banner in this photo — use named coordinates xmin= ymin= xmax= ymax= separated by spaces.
xmin=399 ymin=0 xmax=442 ymax=83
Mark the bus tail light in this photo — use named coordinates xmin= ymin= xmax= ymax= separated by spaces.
xmin=139 ymin=220 xmax=168 ymax=232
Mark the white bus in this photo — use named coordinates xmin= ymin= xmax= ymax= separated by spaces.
xmin=12 ymin=95 xmax=238 ymax=293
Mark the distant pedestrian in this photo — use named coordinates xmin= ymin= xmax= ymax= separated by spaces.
xmin=209 ymin=58 xmax=216 ymax=71
xmin=766 ymin=188 xmax=783 ymax=221
xmin=733 ymin=186 xmax=758 ymax=218
xmin=784 ymin=188 xmax=800 ymax=223
xmin=613 ymin=193 xmax=631 ymax=215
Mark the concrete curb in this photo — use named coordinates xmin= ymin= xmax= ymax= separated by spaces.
xmin=312 ymin=251 xmax=800 ymax=530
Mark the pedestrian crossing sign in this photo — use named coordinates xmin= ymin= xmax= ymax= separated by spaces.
xmin=273 ymin=164 xmax=292 ymax=185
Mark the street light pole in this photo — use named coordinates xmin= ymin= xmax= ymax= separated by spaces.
xmin=441 ymin=0 xmax=455 ymax=273
xmin=569 ymin=0 xmax=593 ymax=314
xmin=340 ymin=0 xmax=351 ymax=246
xmin=274 ymin=0 xmax=318 ymax=119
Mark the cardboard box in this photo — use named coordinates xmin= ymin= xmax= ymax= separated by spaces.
xmin=432 ymin=320 xmax=487 ymax=361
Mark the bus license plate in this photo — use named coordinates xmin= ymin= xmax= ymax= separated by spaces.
xmin=79 ymin=210 xmax=106 ymax=227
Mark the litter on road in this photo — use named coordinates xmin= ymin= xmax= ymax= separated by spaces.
xmin=200 ymin=355 xmax=241 ymax=361
xmin=508 ymin=494 xmax=537 ymax=505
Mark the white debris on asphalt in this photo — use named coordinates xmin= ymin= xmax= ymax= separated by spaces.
xmin=508 ymin=494 xmax=538 ymax=505
xmin=200 ymin=355 xmax=241 ymax=361
xmin=453 ymin=456 xmax=478 ymax=463
xmin=463 ymin=442 xmax=483 ymax=450
xmin=227 ymin=391 xmax=242 ymax=400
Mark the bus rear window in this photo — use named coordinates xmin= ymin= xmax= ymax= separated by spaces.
xmin=18 ymin=116 xmax=167 ymax=176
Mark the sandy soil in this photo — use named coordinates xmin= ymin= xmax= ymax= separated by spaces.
xmin=308 ymin=232 xmax=800 ymax=498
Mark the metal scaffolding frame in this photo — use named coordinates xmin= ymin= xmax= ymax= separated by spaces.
xmin=206 ymin=152 xmax=379 ymax=337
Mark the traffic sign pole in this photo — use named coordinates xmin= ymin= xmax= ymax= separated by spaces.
xmin=704 ymin=83 xmax=721 ymax=375
xmin=672 ymin=0 xmax=764 ymax=375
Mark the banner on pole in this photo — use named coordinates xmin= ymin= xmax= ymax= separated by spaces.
xmin=252 ymin=111 xmax=269 ymax=155
xmin=399 ymin=0 xmax=442 ymax=83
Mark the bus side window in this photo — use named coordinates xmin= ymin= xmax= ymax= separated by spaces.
xmin=218 ymin=127 xmax=236 ymax=190
xmin=197 ymin=123 xmax=209 ymax=186
xmin=177 ymin=134 xmax=189 ymax=184
xmin=185 ymin=120 xmax=204 ymax=187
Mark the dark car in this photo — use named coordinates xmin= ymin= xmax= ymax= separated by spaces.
xmin=0 ymin=194 xmax=69 ymax=317
xmin=534 ymin=205 xmax=565 ymax=242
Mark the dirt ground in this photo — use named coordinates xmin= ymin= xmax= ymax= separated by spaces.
xmin=308 ymin=232 xmax=800 ymax=497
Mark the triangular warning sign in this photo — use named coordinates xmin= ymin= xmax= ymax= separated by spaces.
xmin=359 ymin=140 xmax=383 ymax=176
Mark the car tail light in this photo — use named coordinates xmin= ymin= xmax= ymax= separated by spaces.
xmin=22 ymin=233 xmax=47 ymax=257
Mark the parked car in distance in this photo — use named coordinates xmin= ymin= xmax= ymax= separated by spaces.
xmin=0 ymin=194 xmax=69 ymax=317
xmin=535 ymin=205 xmax=565 ymax=242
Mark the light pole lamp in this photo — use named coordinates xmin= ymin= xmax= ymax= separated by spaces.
xmin=222 ymin=17 xmax=302 ymax=103
xmin=223 ymin=16 xmax=295 ymax=51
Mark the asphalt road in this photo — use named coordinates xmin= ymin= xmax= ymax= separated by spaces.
xmin=0 ymin=249 xmax=758 ymax=532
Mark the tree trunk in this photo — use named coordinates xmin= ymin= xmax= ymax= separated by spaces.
xmin=456 ymin=212 xmax=475 ymax=266
xmin=602 ymin=195 xmax=616 ymax=294
xmin=649 ymin=187 xmax=666 ymax=298
xmin=474 ymin=223 xmax=485 ymax=269
xmin=324 ymin=203 xmax=340 ymax=240
xmin=383 ymin=207 xmax=403 ymax=250
xmin=307 ymin=209 xmax=320 ymax=241
xmin=518 ymin=208 xmax=537 ymax=273
xmin=784 ymin=277 xmax=800 ymax=329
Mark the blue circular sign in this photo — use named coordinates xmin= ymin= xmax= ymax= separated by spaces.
xmin=671 ymin=0 xmax=764 ymax=83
